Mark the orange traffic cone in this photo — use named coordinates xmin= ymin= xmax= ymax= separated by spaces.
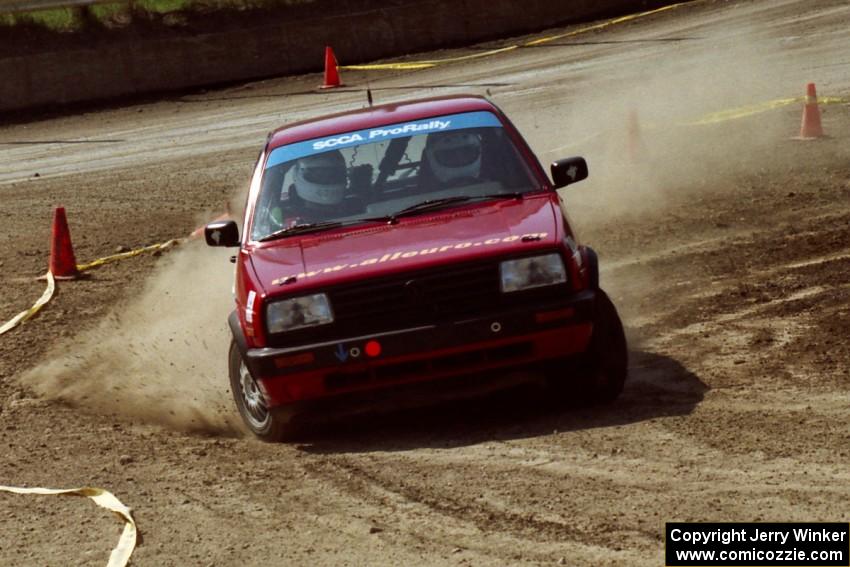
xmin=626 ymin=109 xmax=644 ymax=163
xmin=46 ymin=206 xmax=81 ymax=280
xmin=320 ymin=46 xmax=343 ymax=89
xmin=799 ymin=82 xmax=824 ymax=139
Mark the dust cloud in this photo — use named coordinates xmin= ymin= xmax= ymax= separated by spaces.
xmin=21 ymin=239 xmax=244 ymax=435
xmin=523 ymin=25 xmax=799 ymax=224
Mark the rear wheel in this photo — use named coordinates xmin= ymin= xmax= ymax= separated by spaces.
xmin=229 ymin=340 xmax=295 ymax=441
xmin=546 ymin=290 xmax=628 ymax=405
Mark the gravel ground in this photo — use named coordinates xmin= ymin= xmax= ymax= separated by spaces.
xmin=1 ymin=1 xmax=849 ymax=565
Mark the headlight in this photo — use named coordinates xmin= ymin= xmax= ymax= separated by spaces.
xmin=266 ymin=293 xmax=334 ymax=333
xmin=500 ymin=253 xmax=567 ymax=293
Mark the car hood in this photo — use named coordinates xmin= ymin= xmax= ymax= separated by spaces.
xmin=249 ymin=194 xmax=559 ymax=296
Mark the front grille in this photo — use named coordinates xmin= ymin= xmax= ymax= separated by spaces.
xmin=330 ymin=261 xmax=501 ymax=333
xmin=265 ymin=257 xmax=568 ymax=347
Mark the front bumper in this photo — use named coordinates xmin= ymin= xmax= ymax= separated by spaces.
xmin=242 ymin=290 xmax=596 ymax=407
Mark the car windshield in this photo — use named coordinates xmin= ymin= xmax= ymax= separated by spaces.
xmin=250 ymin=110 xmax=539 ymax=241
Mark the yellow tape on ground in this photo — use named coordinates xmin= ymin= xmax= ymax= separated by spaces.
xmin=342 ymin=45 xmax=518 ymax=70
xmin=523 ymin=3 xmax=684 ymax=47
xmin=685 ymin=95 xmax=849 ymax=126
xmin=1 ymin=240 xmax=179 ymax=336
xmin=0 ymin=271 xmax=55 ymax=336
xmin=340 ymin=3 xmax=685 ymax=71
xmin=341 ymin=62 xmax=436 ymax=70
xmin=76 ymin=239 xmax=182 ymax=272
xmin=0 ymin=485 xmax=136 ymax=567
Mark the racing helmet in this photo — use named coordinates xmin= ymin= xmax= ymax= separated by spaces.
xmin=293 ymin=150 xmax=347 ymax=206
xmin=424 ymin=131 xmax=482 ymax=184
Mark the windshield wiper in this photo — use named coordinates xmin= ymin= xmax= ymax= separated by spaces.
xmin=384 ymin=192 xmax=525 ymax=222
xmin=257 ymin=221 xmax=345 ymax=242
xmin=476 ymin=191 xmax=525 ymax=202
xmin=258 ymin=193 xmax=528 ymax=240
xmin=391 ymin=196 xmax=473 ymax=218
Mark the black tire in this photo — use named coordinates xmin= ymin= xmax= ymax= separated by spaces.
xmin=228 ymin=340 xmax=295 ymax=441
xmin=546 ymin=290 xmax=628 ymax=405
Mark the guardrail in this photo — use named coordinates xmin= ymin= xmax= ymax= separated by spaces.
xmin=0 ymin=0 xmax=126 ymax=14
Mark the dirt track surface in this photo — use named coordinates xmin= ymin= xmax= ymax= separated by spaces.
xmin=2 ymin=1 xmax=850 ymax=565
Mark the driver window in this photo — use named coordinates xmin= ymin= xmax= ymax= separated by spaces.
xmin=252 ymin=163 xmax=290 ymax=239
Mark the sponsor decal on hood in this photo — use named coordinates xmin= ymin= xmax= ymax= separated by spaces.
xmin=270 ymin=232 xmax=549 ymax=285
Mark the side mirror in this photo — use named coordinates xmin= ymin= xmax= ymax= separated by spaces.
xmin=550 ymin=157 xmax=588 ymax=189
xmin=205 ymin=220 xmax=240 ymax=247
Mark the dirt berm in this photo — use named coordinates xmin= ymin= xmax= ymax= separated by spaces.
xmin=0 ymin=0 xmax=683 ymax=114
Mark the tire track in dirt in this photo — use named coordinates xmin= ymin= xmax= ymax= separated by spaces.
xmin=298 ymin=451 xmax=650 ymax=565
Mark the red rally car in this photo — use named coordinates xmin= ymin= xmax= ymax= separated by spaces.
xmin=206 ymin=94 xmax=627 ymax=440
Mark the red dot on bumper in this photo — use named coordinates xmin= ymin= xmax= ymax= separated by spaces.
xmin=365 ymin=340 xmax=381 ymax=357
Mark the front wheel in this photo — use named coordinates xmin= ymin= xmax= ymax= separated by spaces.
xmin=228 ymin=340 xmax=295 ymax=441
xmin=546 ymin=290 xmax=628 ymax=405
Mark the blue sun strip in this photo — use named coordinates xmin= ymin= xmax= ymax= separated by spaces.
xmin=265 ymin=111 xmax=502 ymax=169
